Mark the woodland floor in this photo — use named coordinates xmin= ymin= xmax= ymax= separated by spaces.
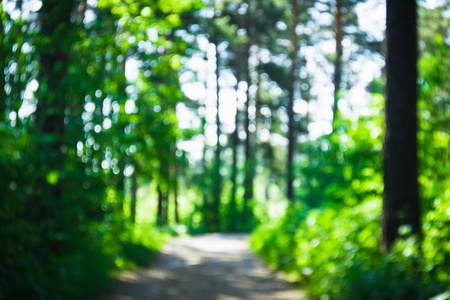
xmin=102 ymin=233 xmax=309 ymax=300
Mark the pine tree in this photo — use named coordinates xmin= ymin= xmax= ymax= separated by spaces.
xmin=382 ymin=0 xmax=421 ymax=251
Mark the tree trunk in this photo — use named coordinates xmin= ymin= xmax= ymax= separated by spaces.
xmin=243 ymin=1 xmax=254 ymax=223
xmin=199 ymin=50 xmax=210 ymax=231
xmin=33 ymin=0 xmax=76 ymax=255
xmin=382 ymin=0 xmax=420 ymax=251
xmin=174 ymin=185 xmax=179 ymax=224
xmin=212 ymin=42 xmax=222 ymax=231
xmin=229 ymin=45 xmax=241 ymax=231
xmin=332 ymin=0 xmax=343 ymax=127
xmin=0 ymin=4 xmax=7 ymax=121
xmin=254 ymin=68 xmax=262 ymax=198
xmin=157 ymin=185 xmax=163 ymax=226
xmin=116 ymin=159 xmax=126 ymax=211
xmin=35 ymin=0 xmax=75 ymax=140
xmin=130 ymin=169 xmax=137 ymax=224
xmin=286 ymin=0 xmax=299 ymax=201
xmin=173 ymin=165 xmax=179 ymax=224
xmin=163 ymin=190 xmax=168 ymax=226
xmin=35 ymin=0 xmax=75 ymax=194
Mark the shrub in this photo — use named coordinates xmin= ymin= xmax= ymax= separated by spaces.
xmin=251 ymin=197 xmax=450 ymax=299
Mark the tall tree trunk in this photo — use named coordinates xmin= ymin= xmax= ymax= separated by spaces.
xmin=0 ymin=4 xmax=7 ymax=121
xmin=254 ymin=67 xmax=262 ymax=198
xmin=35 ymin=1 xmax=74 ymax=188
xmin=116 ymin=159 xmax=126 ymax=211
xmin=229 ymin=45 xmax=241 ymax=231
xmin=34 ymin=0 xmax=76 ymax=254
xmin=163 ymin=190 xmax=168 ymax=226
xmin=174 ymin=185 xmax=179 ymax=224
xmin=382 ymin=0 xmax=420 ymax=252
xmin=243 ymin=1 xmax=254 ymax=224
xmin=212 ymin=43 xmax=222 ymax=231
xmin=157 ymin=185 xmax=163 ymax=226
xmin=173 ymin=165 xmax=179 ymax=224
xmin=130 ymin=168 xmax=137 ymax=224
xmin=286 ymin=0 xmax=299 ymax=201
xmin=199 ymin=51 xmax=210 ymax=231
xmin=35 ymin=0 xmax=75 ymax=136
xmin=332 ymin=0 xmax=343 ymax=127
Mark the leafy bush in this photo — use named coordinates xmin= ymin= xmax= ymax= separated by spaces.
xmin=421 ymin=196 xmax=450 ymax=291
xmin=297 ymin=108 xmax=383 ymax=208
xmin=251 ymin=196 xmax=450 ymax=300
xmin=0 ymin=140 xmax=171 ymax=299
xmin=251 ymin=199 xmax=381 ymax=297
xmin=119 ymin=221 xmax=172 ymax=268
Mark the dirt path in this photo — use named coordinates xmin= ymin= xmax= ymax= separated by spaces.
xmin=102 ymin=233 xmax=308 ymax=300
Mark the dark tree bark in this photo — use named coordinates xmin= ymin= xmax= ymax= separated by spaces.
xmin=116 ymin=159 xmax=126 ymax=211
xmin=34 ymin=0 xmax=75 ymax=197
xmin=32 ymin=0 xmax=76 ymax=255
xmin=157 ymin=185 xmax=163 ymax=226
xmin=332 ymin=0 xmax=343 ymax=127
xmin=382 ymin=0 xmax=420 ymax=251
xmin=35 ymin=0 xmax=75 ymax=134
xmin=286 ymin=0 xmax=299 ymax=201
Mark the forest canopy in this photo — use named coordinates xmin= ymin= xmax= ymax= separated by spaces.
xmin=1 ymin=0 xmax=449 ymax=299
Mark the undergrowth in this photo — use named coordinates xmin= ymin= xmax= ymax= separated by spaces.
xmin=250 ymin=197 xmax=450 ymax=300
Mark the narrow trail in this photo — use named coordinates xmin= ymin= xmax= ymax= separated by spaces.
xmin=102 ymin=233 xmax=308 ymax=300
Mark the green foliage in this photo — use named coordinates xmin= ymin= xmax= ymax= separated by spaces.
xmin=1 ymin=0 xmax=449 ymax=299
xmin=1 ymin=0 xmax=196 ymax=298
xmin=422 ymin=197 xmax=450 ymax=287
xmin=297 ymin=97 xmax=384 ymax=207
xmin=116 ymin=221 xmax=172 ymax=268
xmin=251 ymin=29 xmax=450 ymax=295
xmin=251 ymin=62 xmax=450 ymax=298
xmin=418 ymin=33 xmax=450 ymax=212
xmin=251 ymin=195 xmax=450 ymax=299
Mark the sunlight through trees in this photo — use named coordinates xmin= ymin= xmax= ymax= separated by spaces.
xmin=1 ymin=0 xmax=449 ymax=299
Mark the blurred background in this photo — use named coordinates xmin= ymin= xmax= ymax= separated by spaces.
xmin=1 ymin=0 xmax=449 ymax=299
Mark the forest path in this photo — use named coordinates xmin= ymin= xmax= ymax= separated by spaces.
xmin=102 ymin=233 xmax=308 ymax=300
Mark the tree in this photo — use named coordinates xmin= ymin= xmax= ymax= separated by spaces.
xmin=315 ymin=0 xmax=381 ymax=128
xmin=130 ymin=166 xmax=138 ymax=224
xmin=212 ymin=39 xmax=222 ymax=231
xmin=286 ymin=0 xmax=299 ymax=201
xmin=382 ymin=0 xmax=420 ymax=251
xmin=1 ymin=0 xmax=205 ymax=297
xmin=34 ymin=0 xmax=77 ymax=255
xmin=0 ymin=3 xmax=7 ymax=121
xmin=332 ymin=0 xmax=343 ymax=126
xmin=242 ymin=0 xmax=255 ymax=221
xmin=228 ymin=44 xmax=242 ymax=231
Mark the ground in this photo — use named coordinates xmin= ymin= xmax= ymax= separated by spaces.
xmin=102 ymin=233 xmax=308 ymax=300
